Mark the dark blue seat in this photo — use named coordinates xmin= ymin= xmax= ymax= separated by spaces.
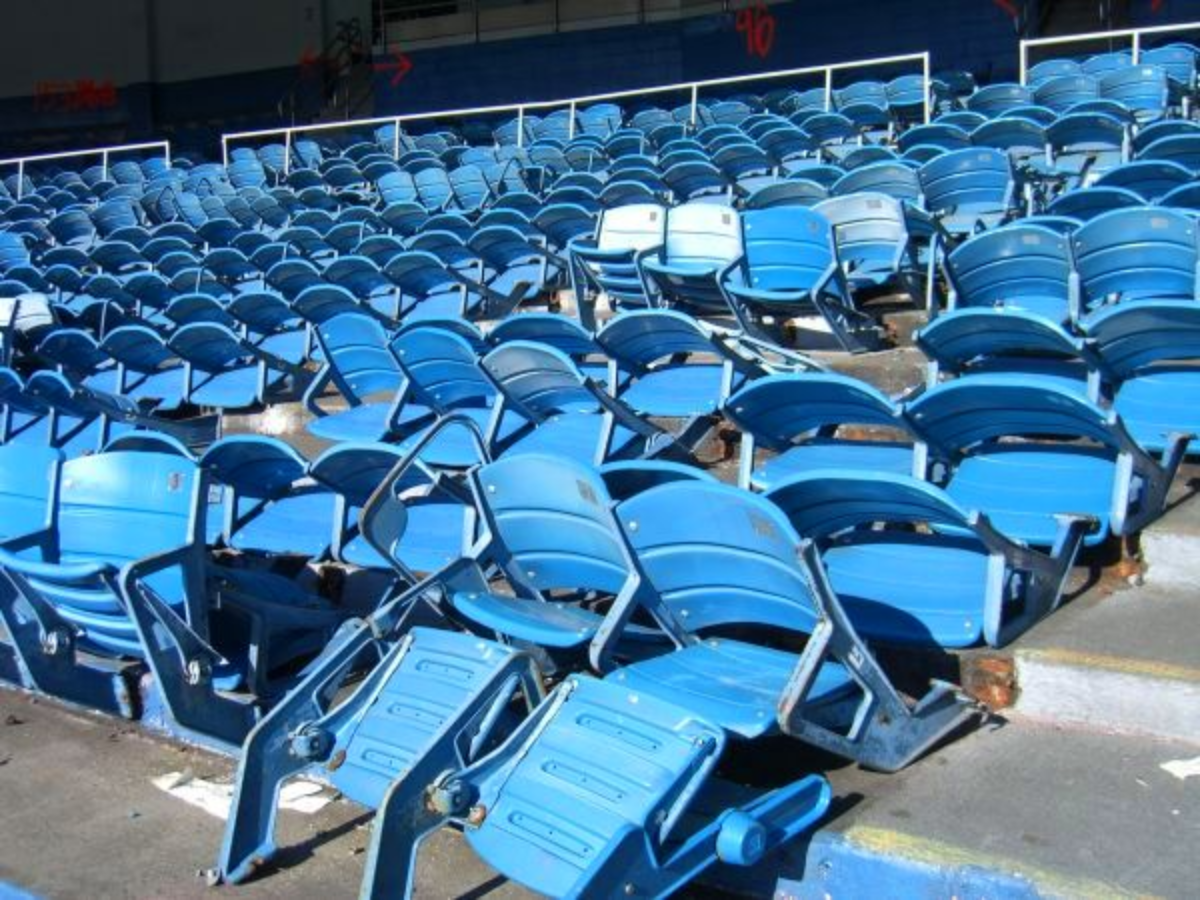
xmin=906 ymin=375 xmax=1185 ymax=546
xmin=1084 ymin=300 xmax=1200 ymax=454
xmin=482 ymin=340 xmax=663 ymax=465
xmin=765 ymin=469 xmax=1088 ymax=646
xmin=725 ymin=372 xmax=917 ymax=489
xmin=1071 ymin=206 xmax=1199 ymax=314
xmin=944 ymin=223 xmax=1076 ymax=321
xmin=719 ymin=206 xmax=880 ymax=352
xmin=304 ymin=313 xmax=432 ymax=443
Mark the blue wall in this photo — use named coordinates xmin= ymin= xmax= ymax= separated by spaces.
xmin=372 ymin=0 xmax=1200 ymax=117
xmin=6 ymin=0 xmax=1200 ymax=156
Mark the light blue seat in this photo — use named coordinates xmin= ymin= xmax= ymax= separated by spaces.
xmin=568 ymin=202 xmax=666 ymax=330
xmin=724 ymin=372 xmax=917 ymax=490
xmin=639 ymin=202 xmax=742 ymax=312
xmin=906 ymin=375 xmax=1186 ymax=546
xmin=1084 ymin=300 xmax=1200 ymax=454
xmin=765 ymin=469 xmax=1088 ymax=646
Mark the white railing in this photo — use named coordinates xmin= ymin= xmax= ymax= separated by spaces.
xmin=1019 ymin=20 xmax=1200 ymax=84
xmin=221 ymin=50 xmax=931 ymax=173
xmin=0 ymin=141 xmax=172 ymax=200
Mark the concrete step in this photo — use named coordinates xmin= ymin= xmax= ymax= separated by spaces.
xmin=776 ymin=721 xmax=1200 ymax=899
xmin=1141 ymin=487 xmax=1200 ymax=589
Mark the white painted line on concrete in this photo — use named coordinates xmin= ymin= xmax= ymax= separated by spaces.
xmin=1161 ymin=756 xmax=1200 ymax=781
xmin=151 ymin=771 xmax=333 ymax=820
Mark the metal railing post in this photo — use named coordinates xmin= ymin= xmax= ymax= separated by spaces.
xmin=163 ymin=143 xmax=172 ymax=168
xmin=221 ymin=137 xmax=229 ymax=168
xmin=1020 ymin=41 xmax=1028 ymax=85
xmin=568 ymin=100 xmax=577 ymax=139
xmin=922 ymin=51 xmax=932 ymax=123
xmin=16 ymin=161 xmax=24 ymax=200
xmin=824 ymin=67 xmax=833 ymax=111
xmin=517 ymin=106 xmax=526 ymax=148
xmin=284 ymin=130 xmax=293 ymax=175
xmin=101 ymin=150 xmax=110 ymax=182
xmin=690 ymin=83 xmax=699 ymax=127
xmin=393 ymin=117 xmax=402 ymax=159
xmin=1132 ymin=31 xmax=1141 ymax=63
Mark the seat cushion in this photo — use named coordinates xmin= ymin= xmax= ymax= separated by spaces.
xmin=823 ymin=535 xmax=991 ymax=648
xmin=501 ymin=413 xmax=638 ymax=465
xmin=451 ymin=591 xmax=603 ymax=648
xmin=946 ymin=444 xmax=1116 ymax=546
xmin=1114 ymin=368 xmax=1200 ymax=455
xmin=619 ymin=364 xmax=725 ymax=417
xmin=752 ymin=440 xmax=914 ymax=490
xmin=611 ymin=639 xmax=853 ymax=739
xmin=229 ymin=493 xmax=336 ymax=558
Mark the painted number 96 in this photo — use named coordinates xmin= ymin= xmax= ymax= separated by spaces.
xmin=736 ymin=3 xmax=777 ymax=60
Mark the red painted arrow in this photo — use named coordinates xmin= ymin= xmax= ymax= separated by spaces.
xmin=374 ymin=51 xmax=414 ymax=88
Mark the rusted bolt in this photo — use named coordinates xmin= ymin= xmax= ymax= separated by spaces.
xmin=467 ymin=804 xmax=487 ymax=826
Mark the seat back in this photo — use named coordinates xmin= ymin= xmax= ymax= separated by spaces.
xmin=919 ymin=148 xmax=1013 ymax=217
xmin=471 ymin=453 xmax=628 ymax=594
xmin=595 ymin=202 xmax=666 ymax=253
xmin=815 ymin=193 xmax=908 ymax=275
xmin=946 ymin=224 xmax=1072 ymax=314
xmin=905 ymin=375 xmax=1120 ymax=457
xmin=1083 ymin=299 xmax=1200 ymax=379
xmin=1072 ymin=207 xmax=1198 ymax=309
xmin=316 ymin=312 xmax=405 ymax=402
xmin=765 ymin=469 xmax=975 ymax=540
xmin=662 ymin=203 xmax=741 ymax=269
xmin=725 ymin=372 xmax=902 ymax=450
xmin=616 ymin=479 xmax=817 ymax=634
xmin=52 ymin=449 xmax=201 ymax=657
xmin=482 ymin=341 xmax=594 ymax=419
xmin=739 ymin=206 xmax=836 ymax=291
xmin=597 ymin=309 xmax=714 ymax=368
xmin=830 ymin=162 xmax=922 ymax=203
xmin=392 ymin=325 xmax=494 ymax=409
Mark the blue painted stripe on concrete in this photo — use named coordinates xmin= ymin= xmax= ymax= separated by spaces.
xmin=776 ymin=830 xmax=1043 ymax=899
xmin=0 ymin=883 xmax=43 ymax=900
